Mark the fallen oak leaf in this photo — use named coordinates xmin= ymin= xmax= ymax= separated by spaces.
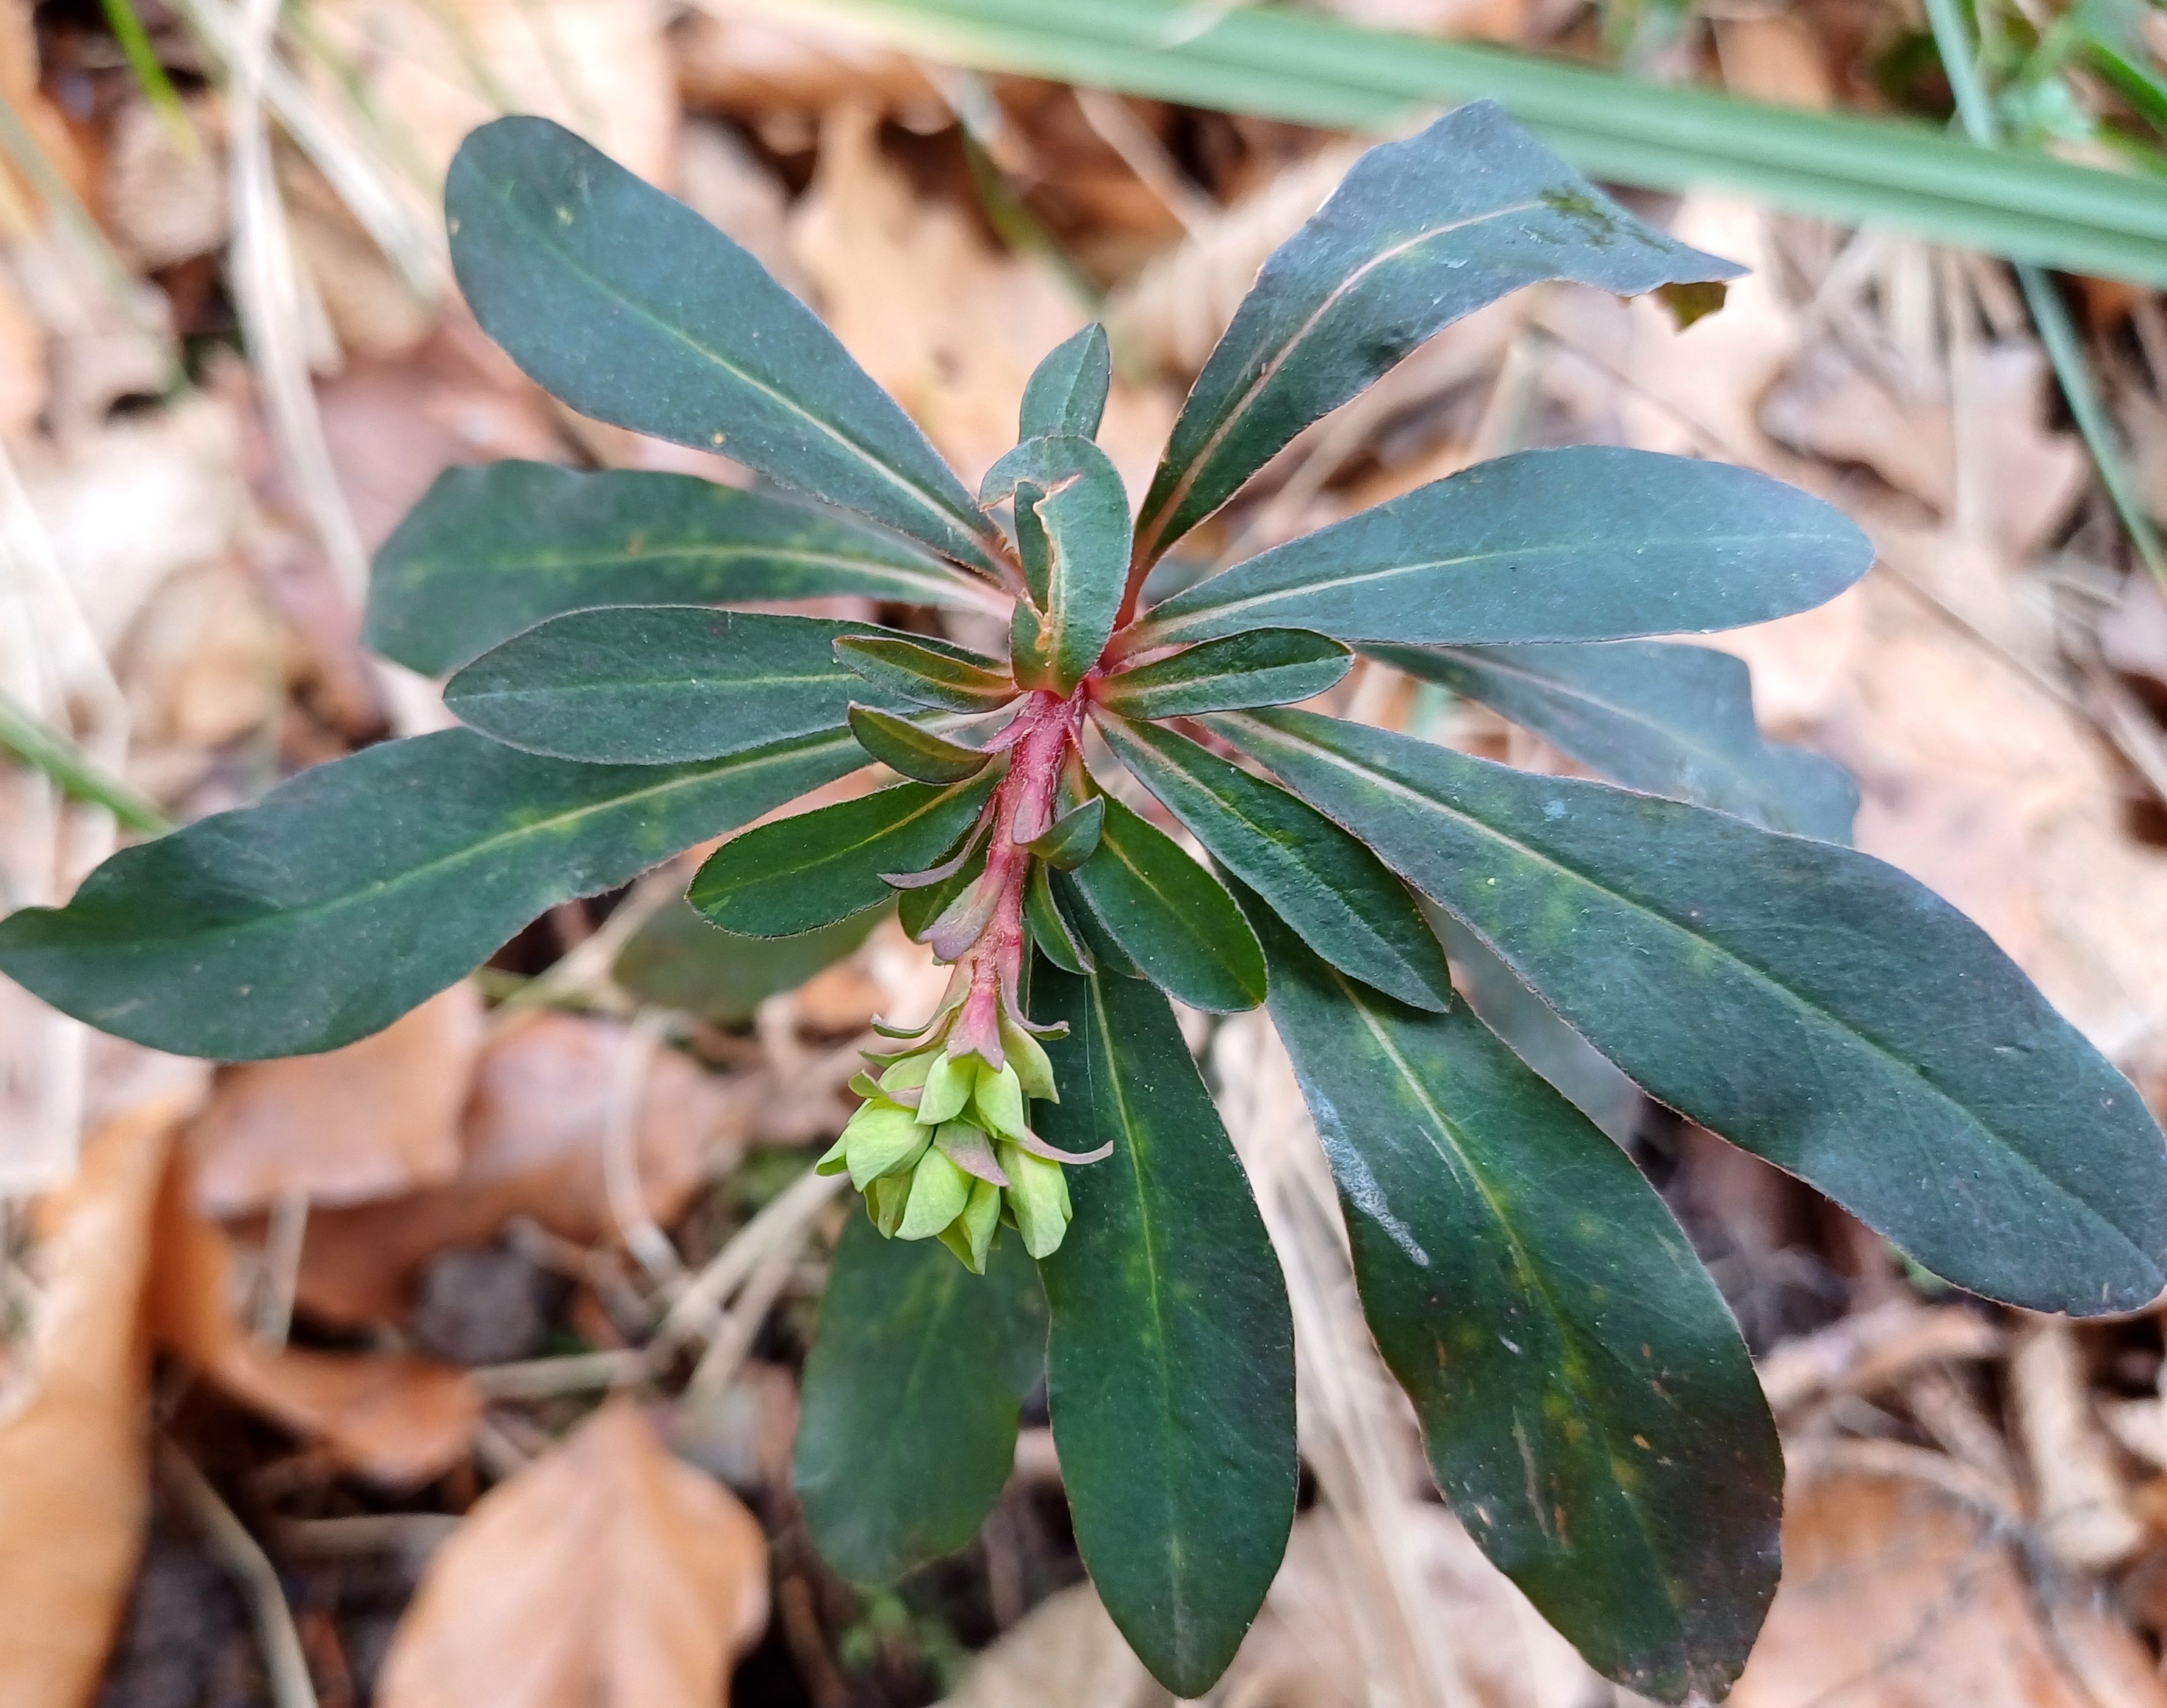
xmin=292 ymin=1011 xmax=751 ymax=1324
xmin=375 ymin=1399 xmax=769 ymax=1708
xmin=185 ymin=981 xmax=484 ymax=1219
xmin=0 ymin=1093 xmax=197 ymax=1708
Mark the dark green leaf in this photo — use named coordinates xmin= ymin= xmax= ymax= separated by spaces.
xmin=982 ymin=435 xmax=1131 ymax=693
xmin=1214 ymin=707 xmax=2167 ymax=1314
xmin=848 ymin=704 xmax=991 ymax=785
xmin=1096 ymin=714 xmax=1451 ymax=1011
xmin=0 ymin=728 xmax=865 ymax=1060
xmin=689 ymin=769 xmax=1001 ymax=938
xmin=1065 ymin=792 xmax=1266 ymax=1012
xmin=797 ymin=1210 xmax=1047 ymax=1584
xmin=836 ymin=634 xmax=1018 ymax=712
xmin=1370 ymin=639 xmax=1858 ymax=841
xmin=617 ymin=900 xmax=884 ymax=1026
xmin=1249 ymin=898 xmax=1780 ymax=1701
xmin=445 ymin=117 xmax=1013 ymax=581
xmin=1132 ymin=102 xmax=1735 ymax=566
xmin=899 ymin=835 xmax=987 ymax=941
xmin=1051 ymin=868 xmax=1138 ymax=977
xmin=1027 ymin=861 xmax=1093 ymax=973
xmin=1432 ymin=907 xmax=1642 ymax=1146
xmin=1027 ymin=796 xmax=1104 ymax=869
xmin=1133 ymin=448 xmax=1872 ymax=650
xmin=445 ymin=609 xmax=937 ymax=765
xmin=1020 ymin=323 xmax=1112 ymax=441
xmin=364 ymin=462 xmax=1000 ymax=675
xmin=1033 ymin=961 xmax=1295 ymax=1697
xmin=1094 ymin=630 xmax=1351 ymax=720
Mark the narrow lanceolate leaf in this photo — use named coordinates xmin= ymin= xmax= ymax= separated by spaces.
xmin=982 ymin=435 xmax=1132 ymax=694
xmin=1250 ymin=899 xmax=1779 ymax=1700
xmin=1027 ymin=796 xmax=1104 ymax=869
xmin=1370 ymin=639 xmax=1858 ymax=842
xmin=1019 ymin=323 xmax=1112 ymax=440
xmin=847 ymin=704 xmax=990 ymax=785
xmin=1215 ymin=708 xmax=2167 ymax=1314
xmin=796 ymin=1210 xmax=1046 ymax=1584
xmin=1131 ymin=101 xmax=1735 ymax=567
xmin=365 ymin=462 xmax=999 ymax=675
xmin=445 ymin=609 xmax=941 ymax=765
xmin=0 ymin=728 xmax=866 ymax=1060
xmin=689 ymin=769 xmax=1002 ymax=937
xmin=836 ymin=634 xmax=1018 ymax=713
xmin=1133 ymin=448 xmax=1872 ymax=650
xmin=1066 ymin=793 xmax=1266 ymax=1012
xmin=1096 ymin=715 xmax=1451 ymax=1011
xmin=1094 ymin=630 xmax=1351 ymax=720
xmin=1027 ymin=862 xmax=1093 ymax=974
xmin=1033 ymin=961 xmax=1296 ymax=1698
xmin=445 ymin=117 xmax=1013 ymax=581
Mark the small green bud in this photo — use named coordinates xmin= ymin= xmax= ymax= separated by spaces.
xmin=999 ymin=1016 xmax=1058 ymax=1102
xmin=916 ymin=1050 xmax=974 ymax=1125
xmin=971 ymin=1061 xmax=1029 ymax=1144
xmin=814 ymin=1132 xmax=849 ymax=1175
xmin=1002 ymin=1142 xmax=1073 ymax=1259
xmin=841 ymin=1099 xmax=931 ymax=1189
xmin=897 ymin=1144 xmax=973 ymax=1240
xmin=866 ymin=1169 xmax=911 ymax=1237
xmin=877 ymin=1048 xmax=940 ymax=1095
xmin=938 ymin=1177 xmax=1004 ymax=1273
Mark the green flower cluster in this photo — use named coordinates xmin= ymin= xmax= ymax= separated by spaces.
xmin=818 ymin=1020 xmax=1074 ymax=1271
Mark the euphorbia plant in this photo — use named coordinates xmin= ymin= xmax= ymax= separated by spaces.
xmin=5 ymin=100 xmax=2165 ymax=1701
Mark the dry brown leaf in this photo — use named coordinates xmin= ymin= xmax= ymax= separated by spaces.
xmin=151 ymin=1141 xmax=481 ymax=1487
xmin=789 ymin=104 xmax=1176 ymax=494
xmin=0 ymin=1095 xmax=192 ymax=1708
xmin=185 ymin=982 xmax=484 ymax=1218
xmin=104 ymin=96 xmax=229 ymax=272
xmin=673 ymin=11 xmax=942 ymax=123
xmin=1714 ymin=15 xmax=1835 ymax=108
xmin=2010 ymin=1318 xmax=2147 ymax=1572
xmin=375 ymin=1399 xmax=769 ymax=1708
xmin=0 ymin=262 xmax=46 ymax=444
xmin=312 ymin=0 xmax=678 ymax=186
xmin=1733 ymin=1470 xmax=2167 ymax=1708
xmin=2101 ymin=571 xmax=2167 ymax=689
xmin=295 ymin=1011 xmax=750 ymax=1323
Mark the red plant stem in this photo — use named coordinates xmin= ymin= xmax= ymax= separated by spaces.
xmin=946 ymin=689 xmax=1082 ymax=1061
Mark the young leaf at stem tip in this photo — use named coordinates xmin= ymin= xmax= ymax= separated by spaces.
xmin=980 ymin=435 xmax=1132 ymax=696
xmin=1019 ymin=323 xmax=1112 ymax=441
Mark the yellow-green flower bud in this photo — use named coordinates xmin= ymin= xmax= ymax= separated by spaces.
xmin=971 ymin=1061 xmax=1029 ymax=1144
xmin=839 ymin=1099 xmax=930 ymax=1189
xmin=866 ymin=1169 xmax=911 ymax=1237
xmin=1002 ymin=1141 xmax=1073 ymax=1259
xmin=877 ymin=1048 xmax=940 ymax=1095
xmin=938 ymin=1177 xmax=1004 ymax=1274
xmin=916 ymin=1050 xmax=974 ymax=1125
xmin=999 ymin=1016 xmax=1058 ymax=1102
xmin=896 ymin=1143 xmax=973 ymax=1240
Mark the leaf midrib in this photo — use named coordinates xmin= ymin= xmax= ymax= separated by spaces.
xmin=1401 ymin=646 xmax=1777 ymax=814
xmin=1084 ymin=970 xmax=1197 ymax=1673
xmin=475 ymin=163 xmax=1007 ymax=580
xmin=1140 ymin=198 xmax=1542 ymax=559
xmin=419 ymin=542 xmax=983 ymax=590
xmin=1234 ymin=713 xmax=2157 ymax=1276
xmin=1146 ymin=526 xmax=1841 ymax=642
xmin=83 ymin=732 xmax=860 ymax=954
xmin=1324 ymin=966 xmax=1695 ymax=1665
